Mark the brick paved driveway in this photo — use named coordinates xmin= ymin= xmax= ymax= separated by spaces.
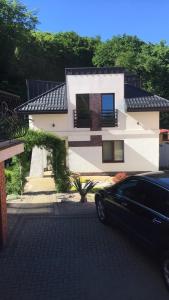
xmin=0 ymin=202 xmax=168 ymax=300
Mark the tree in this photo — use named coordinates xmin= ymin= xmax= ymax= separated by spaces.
xmin=93 ymin=36 xmax=169 ymax=128
xmin=92 ymin=34 xmax=144 ymax=71
xmin=0 ymin=0 xmax=38 ymax=94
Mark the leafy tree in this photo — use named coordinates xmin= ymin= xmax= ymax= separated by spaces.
xmin=0 ymin=0 xmax=38 ymax=94
xmin=93 ymin=36 xmax=169 ymax=128
xmin=92 ymin=34 xmax=144 ymax=71
xmin=138 ymin=41 xmax=169 ymax=98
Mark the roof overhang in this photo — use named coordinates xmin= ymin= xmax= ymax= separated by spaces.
xmin=125 ymin=95 xmax=169 ymax=112
xmin=18 ymin=110 xmax=68 ymax=114
xmin=0 ymin=140 xmax=24 ymax=162
xmin=127 ymin=107 xmax=169 ymax=112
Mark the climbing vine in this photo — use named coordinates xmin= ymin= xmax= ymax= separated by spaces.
xmin=19 ymin=129 xmax=70 ymax=192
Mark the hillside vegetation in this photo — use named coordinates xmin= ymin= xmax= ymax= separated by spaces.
xmin=1 ymin=0 xmax=169 ymax=127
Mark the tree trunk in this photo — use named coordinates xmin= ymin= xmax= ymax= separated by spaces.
xmin=80 ymin=195 xmax=87 ymax=203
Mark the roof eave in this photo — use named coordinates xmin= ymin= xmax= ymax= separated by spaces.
xmin=17 ymin=110 xmax=68 ymax=114
xmin=127 ymin=107 xmax=169 ymax=112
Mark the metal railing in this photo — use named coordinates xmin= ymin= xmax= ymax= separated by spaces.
xmin=73 ymin=110 xmax=91 ymax=128
xmin=101 ymin=109 xmax=118 ymax=127
xmin=0 ymin=101 xmax=28 ymax=142
xmin=73 ymin=109 xmax=118 ymax=128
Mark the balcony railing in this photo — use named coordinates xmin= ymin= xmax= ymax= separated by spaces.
xmin=101 ymin=109 xmax=118 ymax=127
xmin=73 ymin=110 xmax=91 ymax=128
xmin=73 ymin=109 xmax=118 ymax=128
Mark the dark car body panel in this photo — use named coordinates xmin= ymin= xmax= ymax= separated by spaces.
xmin=95 ymin=172 xmax=169 ymax=254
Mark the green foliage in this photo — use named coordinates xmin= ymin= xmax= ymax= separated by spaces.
xmin=56 ymin=167 xmax=71 ymax=193
xmin=93 ymin=34 xmax=144 ymax=71
xmin=0 ymin=0 xmax=38 ymax=95
xmin=73 ymin=177 xmax=97 ymax=202
xmin=1 ymin=1 xmax=169 ymax=127
xmin=20 ymin=129 xmax=70 ymax=192
xmin=93 ymin=35 xmax=169 ymax=128
xmin=0 ymin=0 xmax=100 ymax=94
xmin=5 ymin=156 xmax=22 ymax=195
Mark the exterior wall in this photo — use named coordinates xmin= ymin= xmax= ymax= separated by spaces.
xmin=29 ymin=114 xmax=69 ymax=134
xmin=66 ymin=73 xmax=125 ymax=131
xmin=68 ymin=136 xmax=159 ymax=173
xmin=126 ymin=112 xmax=159 ymax=130
xmin=29 ymin=73 xmax=160 ymax=173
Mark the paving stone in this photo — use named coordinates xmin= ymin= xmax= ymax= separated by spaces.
xmin=0 ymin=202 xmax=168 ymax=300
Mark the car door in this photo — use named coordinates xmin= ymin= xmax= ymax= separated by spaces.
xmin=139 ymin=183 xmax=169 ymax=250
xmin=104 ymin=178 xmax=140 ymax=230
xmin=125 ymin=180 xmax=169 ymax=249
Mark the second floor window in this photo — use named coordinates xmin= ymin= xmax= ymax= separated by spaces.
xmin=75 ymin=94 xmax=90 ymax=128
xmin=101 ymin=94 xmax=115 ymax=112
xmin=76 ymin=94 xmax=89 ymax=114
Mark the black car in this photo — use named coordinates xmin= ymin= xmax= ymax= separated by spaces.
xmin=95 ymin=172 xmax=169 ymax=289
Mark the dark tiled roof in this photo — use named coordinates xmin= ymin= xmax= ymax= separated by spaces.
xmin=16 ymin=83 xmax=67 ymax=114
xmin=125 ymin=84 xmax=152 ymax=98
xmin=126 ymin=95 xmax=169 ymax=112
xmin=27 ymin=79 xmax=63 ymax=100
xmin=125 ymin=84 xmax=169 ymax=111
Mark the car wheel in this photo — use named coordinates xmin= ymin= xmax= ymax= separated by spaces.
xmin=161 ymin=252 xmax=169 ymax=290
xmin=96 ymin=197 xmax=108 ymax=225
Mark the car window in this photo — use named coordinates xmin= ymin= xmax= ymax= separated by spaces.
xmin=116 ymin=179 xmax=140 ymax=200
xmin=126 ymin=180 xmax=169 ymax=217
xmin=139 ymin=181 xmax=169 ymax=216
xmin=115 ymin=179 xmax=169 ymax=216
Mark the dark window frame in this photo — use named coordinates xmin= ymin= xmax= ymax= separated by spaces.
xmin=102 ymin=140 xmax=124 ymax=163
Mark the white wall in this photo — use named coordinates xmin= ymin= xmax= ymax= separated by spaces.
xmin=68 ymin=135 xmax=159 ymax=173
xmin=29 ymin=73 xmax=160 ymax=173
xmin=66 ymin=73 xmax=125 ymax=130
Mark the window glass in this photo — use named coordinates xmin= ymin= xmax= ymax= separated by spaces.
xmin=118 ymin=179 xmax=169 ymax=217
xmin=102 ymin=141 xmax=113 ymax=162
xmin=76 ymin=94 xmax=89 ymax=113
xmin=114 ymin=141 xmax=124 ymax=161
xmin=102 ymin=94 xmax=114 ymax=111
xmin=102 ymin=141 xmax=124 ymax=163
xmin=140 ymin=182 xmax=169 ymax=216
xmin=116 ymin=180 xmax=139 ymax=199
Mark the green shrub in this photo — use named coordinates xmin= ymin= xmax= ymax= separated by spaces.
xmin=5 ymin=156 xmax=22 ymax=195
xmin=56 ymin=167 xmax=71 ymax=192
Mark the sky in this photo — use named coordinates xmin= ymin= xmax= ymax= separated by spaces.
xmin=23 ymin=0 xmax=169 ymax=43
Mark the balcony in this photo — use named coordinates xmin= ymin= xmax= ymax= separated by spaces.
xmin=73 ymin=109 xmax=118 ymax=128
xmin=101 ymin=110 xmax=118 ymax=127
xmin=73 ymin=110 xmax=91 ymax=128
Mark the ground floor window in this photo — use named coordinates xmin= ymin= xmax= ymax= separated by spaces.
xmin=102 ymin=140 xmax=124 ymax=163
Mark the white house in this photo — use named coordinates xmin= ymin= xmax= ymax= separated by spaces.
xmin=17 ymin=67 xmax=169 ymax=176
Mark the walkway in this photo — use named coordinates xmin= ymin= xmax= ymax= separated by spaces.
xmin=0 ymin=199 xmax=168 ymax=300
